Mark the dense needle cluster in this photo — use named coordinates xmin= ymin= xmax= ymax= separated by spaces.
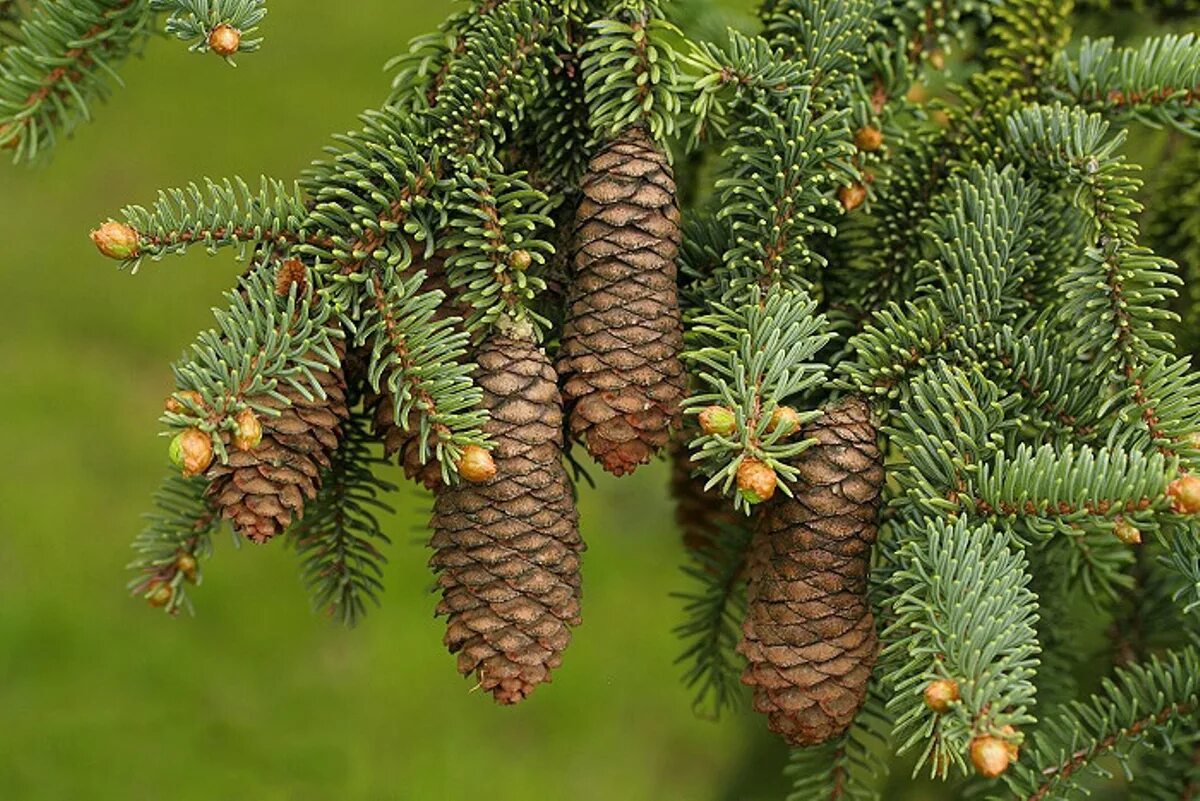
xmin=7 ymin=0 xmax=1200 ymax=797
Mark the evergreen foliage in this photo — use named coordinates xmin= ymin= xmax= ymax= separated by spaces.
xmin=7 ymin=0 xmax=1200 ymax=795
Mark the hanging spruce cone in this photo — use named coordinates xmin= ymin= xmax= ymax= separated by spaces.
xmin=669 ymin=440 xmax=742 ymax=550
xmin=429 ymin=335 xmax=584 ymax=704
xmin=206 ymin=338 xmax=349 ymax=544
xmin=738 ymin=396 xmax=884 ymax=746
xmin=558 ymin=127 xmax=686 ymax=476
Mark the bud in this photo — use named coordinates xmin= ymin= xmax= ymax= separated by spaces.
xmin=766 ymin=406 xmax=801 ymax=437
xmin=928 ymin=49 xmax=946 ymax=70
xmin=838 ymin=184 xmax=867 ymax=212
xmin=175 ymin=553 xmax=198 ymax=582
xmin=457 ymin=444 xmax=497 ymax=483
xmin=854 ymin=126 xmax=883 ymax=152
xmin=89 ymin=221 xmax=140 ymax=260
xmin=923 ymin=678 xmax=960 ymax=713
xmin=970 ymin=736 xmax=1013 ymax=778
xmin=146 ymin=581 xmax=173 ymax=608
xmin=699 ymin=406 xmax=737 ymax=437
xmin=232 ymin=408 xmax=263 ymax=452
xmin=737 ymin=458 xmax=777 ymax=505
xmin=274 ymin=258 xmax=308 ymax=297
xmin=906 ymin=83 xmax=929 ymax=104
xmin=208 ymin=23 xmax=241 ymax=57
xmin=170 ymin=428 xmax=214 ymax=478
xmin=509 ymin=250 xmax=533 ymax=272
xmin=165 ymin=390 xmax=205 ymax=415
xmin=1168 ymin=474 xmax=1200 ymax=515
xmin=1113 ymin=517 xmax=1142 ymax=545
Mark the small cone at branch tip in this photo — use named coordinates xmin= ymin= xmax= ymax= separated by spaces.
xmin=839 ymin=183 xmax=868 ymax=212
xmin=232 ymin=408 xmax=263 ymax=452
xmin=208 ymin=23 xmax=241 ymax=56
xmin=699 ymin=406 xmax=737 ymax=437
xmin=1113 ymin=517 xmax=1142 ymax=545
xmin=766 ymin=406 xmax=801 ymax=436
xmin=165 ymin=390 xmax=205 ymax=414
xmin=90 ymin=221 xmax=139 ymax=260
xmin=175 ymin=553 xmax=198 ymax=582
xmin=1168 ymin=474 xmax=1200 ymax=515
xmin=854 ymin=126 xmax=884 ymax=152
xmin=970 ymin=735 xmax=1014 ymax=778
xmin=275 ymin=258 xmax=308 ymax=297
xmin=737 ymin=458 xmax=777 ymax=505
xmin=456 ymin=444 xmax=497 ymax=483
xmin=923 ymin=678 xmax=960 ymax=713
xmin=146 ymin=581 xmax=173 ymax=608
xmin=508 ymin=249 xmax=533 ymax=272
xmin=170 ymin=428 xmax=214 ymax=478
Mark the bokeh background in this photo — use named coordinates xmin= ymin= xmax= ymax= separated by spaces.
xmin=0 ymin=1 xmax=802 ymax=799
xmin=0 ymin=1 xmax=1190 ymax=799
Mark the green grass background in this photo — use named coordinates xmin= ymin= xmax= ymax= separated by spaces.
xmin=0 ymin=2 xmax=805 ymax=799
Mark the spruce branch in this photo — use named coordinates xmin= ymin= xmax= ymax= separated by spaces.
xmin=0 ymin=0 xmax=153 ymax=162
xmin=997 ymin=647 xmax=1200 ymax=801
xmin=1047 ymin=34 xmax=1200 ymax=135
xmin=97 ymin=176 xmax=321 ymax=269
xmin=290 ymin=412 xmax=395 ymax=628
xmin=127 ymin=473 xmax=221 ymax=615
xmin=581 ymin=0 xmax=684 ymax=141
xmin=150 ymin=0 xmax=266 ymax=59
xmin=882 ymin=516 xmax=1041 ymax=779
xmin=165 ymin=264 xmax=342 ymax=464
xmin=672 ymin=521 xmax=752 ymax=719
xmin=681 ymin=285 xmax=832 ymax=510
xmin=360 ymin=266 xmax=488 ymax=481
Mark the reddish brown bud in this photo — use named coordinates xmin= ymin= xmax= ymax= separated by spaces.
xmin=170 ymin=428 xmax=214 ymax=478
xmin=1113 ymin=518 xmax=1142 ymax=545
xmin=923 ymin=678 xmax=960 ymax=713
xmin=146 ymin=581 xmax=174 ymax=608
xmin=854 ymin=126 xmax=884 ymax=152
xmin=232 ymin=408 xmax=263 ymax=452
xmin=699 ymin=406 xmax=737 ymax=437
xmin=90 ymin=221 xmax=140 ymax=260
xmin=838 ymin=183 xmax=868 ymax=212
xmin=1168 ymin=474 xmax=1200 ymax=515
xmin=509 ymin=250 xmax=533 ymax=272
xmin=208 ymin=24 xmax=241 ymax=57
xmin=165 ymin=390 xmax=205 ymax=415
xmin=970 ymin=736 xmax=1013 ymax=778
xmin=274 ymin=258 xmax=308 ymax=297
xmin=457 ymin=444 xmax=497 ymax=483
xmin=737 ymin=458 xmax=777 ymax=505
xmin=766 ymin=406 xmax=802 ymax=436
xmin=175 ymin=553 xmax=198 ymax=582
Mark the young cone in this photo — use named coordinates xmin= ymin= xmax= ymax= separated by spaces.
xmin=557 ymin=127 xmax=686 ymax=476
xmin=206 ymin=338 xmax=349 ymax=543
xmin=738 ymin=396 xmax=884 ymax=746
xmin=429 ymin=335 xmax=584 ymax=704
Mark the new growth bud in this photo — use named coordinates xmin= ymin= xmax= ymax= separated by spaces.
xmin=232 ymin=408 xmax=263 ymax=452
xmin=1168 ymin=474 xmax=1200 ymax=515
xmin=699 ymin=406 xmax=737 ymax=436
xmin=737 ymin=458 xmax=777 ymax=505
xmin=170 ymin=428 xmax=214 ymax=478
xmin=208 ymin=24 xmax=242 ymax=57
xmin=457 ymin=444 xmax=497 ymax=483
xmin=838 ymin=184 xmax=867 ymax=212
xmin=90 ymin=221 xmax=140 ymax=260
xmin=923 ymin=678 xmax=960 ymax=713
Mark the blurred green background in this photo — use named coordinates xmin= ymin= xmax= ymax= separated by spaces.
xmin=0 ymin=2 xmax=807 ymax=799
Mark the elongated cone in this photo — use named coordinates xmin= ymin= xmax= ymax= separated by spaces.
xmin=557 ymin=127 xmax=686 ymax=476
xmin=738 ymin=396 xmax=884 ymax=745
xmin=206 ymin=337 xmax=348 ymax=543
xmin=429 ymin=335 xmax=584 ymax=704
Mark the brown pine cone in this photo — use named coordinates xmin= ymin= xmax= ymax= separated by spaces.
xmin=669 ymin=440 xmax=742 ymax=550
xmin=737 ymin=396 xmax=884 ymax=746
xmin=557 ymin=127 xmax=686 ymax=476
xmin=206 ymin=338 xmax=349 ymax=544
xmin=429 ymin=335 xmax=584 ymax=704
